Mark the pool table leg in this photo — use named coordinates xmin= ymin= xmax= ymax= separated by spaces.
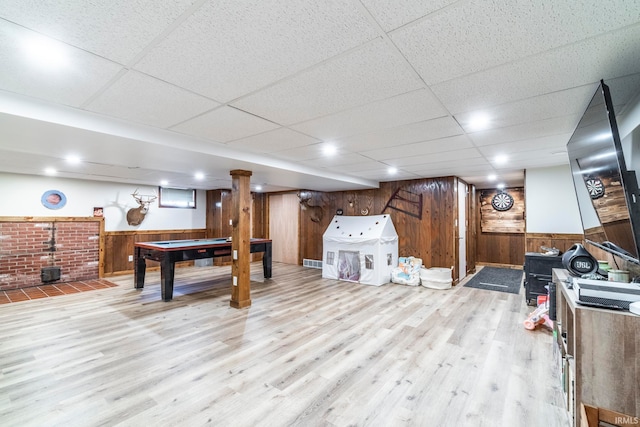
xmin=160 ymin=256 xmax=175 ymax=301
xmin=134 ymin=247 xmax=146 ymax=289
xmin=263 ymin=242 xmax=272 ymax=278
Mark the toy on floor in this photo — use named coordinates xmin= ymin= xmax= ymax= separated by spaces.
xmin=524 ymin=296 xmax=554 ymax=331
xmin=391 ymin=256 xmax=422 ymax=286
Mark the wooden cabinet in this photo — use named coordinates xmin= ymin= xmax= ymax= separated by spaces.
xmin=553 ymin=269 xmax=640 ymax=426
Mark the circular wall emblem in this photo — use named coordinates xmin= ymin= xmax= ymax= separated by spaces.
xmin=41 ymin=190 xmax=67 ymax=210
xmin=491 ymin=192 xmax=514 ymax=211
xmin=585 ymin=177 xmax=605 ymax=199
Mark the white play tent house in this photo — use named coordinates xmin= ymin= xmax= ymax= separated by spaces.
xmin=322 ymin=215 xmax=399 ymax=286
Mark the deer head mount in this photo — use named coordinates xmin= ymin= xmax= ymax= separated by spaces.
xmin=126 ymin=189 xmax=157 ymax=226
xmin=297 ymin=191 xmax=324 ymax=223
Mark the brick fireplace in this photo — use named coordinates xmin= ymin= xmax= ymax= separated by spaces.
xmin=0 ymin=218 xmax=103 ymax=291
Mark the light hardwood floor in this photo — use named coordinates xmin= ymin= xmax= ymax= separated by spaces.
xmin=0 ymin=263 xmax=570 ymax=427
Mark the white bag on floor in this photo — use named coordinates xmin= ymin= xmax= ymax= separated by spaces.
xmin=420 ymin=267 xmax=452 ymax=289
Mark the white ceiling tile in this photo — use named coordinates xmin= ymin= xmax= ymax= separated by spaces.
xmin=231 ymin=39 xmax=424 ymax=124
xmin=500 ymin=156 xmax=568 ymax=171
xmin=270 ymin=143 xmax=330 ymax=162
xmin=225 ymin=128 xmax=320 ymax=153
xmin=361 ymin=0 xmax=458 ymax=31
xmin=317 ymin=158 xmax=387 ymax=173
xmin=403 ymin=157 xmax=491 ymax=172
xmin=134 ymin=0 xmax=379 ymax=102
xmin=391 ymin=0 xmax=640 ymax=85
xmin=354 ymin=169 xmax=420 ymax=181
xmin=385 ymin=148 xmax=483 ymax=167
xmin=301 ymin=153 xmax=375 ymax=168
xmin=291 ymin=89 xmax=448 ymax=141
xmin=0 ymin=21 xmax=123 ymax=107
xmin=478 ymin=134 xmax=571 ymax=158
xmin=607 ymin=73 xmax=640 ymax=114
xmin=456 ymin=87 xmax=593 ymax=132
xmin=432 ymin=23 xmax=640 ymax=113
xmin=335 ymin=116 xmax=463 ymax=152
xmin=2 ymin=2 xmax=640 ymax=191
xmin=361 ymin=135 xmax=473 ymax=161
xmin=87 ymin=71 xmax=219 ymax=128
xmin=171 ymin=106 xmax=279 ymax=142
xmin=0 ymin=0 xmax=198 ymax=64
xmin=469 ymin=116 xmax=580 ymax=147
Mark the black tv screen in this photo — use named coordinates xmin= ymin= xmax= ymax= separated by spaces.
xmin=567 ymin=80 xmax=640 ymax=264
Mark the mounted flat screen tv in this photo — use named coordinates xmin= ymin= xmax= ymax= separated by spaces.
xmin=567 ymin=80 xmax=640 ymax=264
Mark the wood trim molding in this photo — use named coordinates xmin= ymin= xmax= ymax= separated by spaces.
xmin=525 ymin=233 xmax=584 ymax=240
xmin=0 ymin=216 xmax=104 ymax=222
xmin=104 ymin=228 xmax=207 ymax=236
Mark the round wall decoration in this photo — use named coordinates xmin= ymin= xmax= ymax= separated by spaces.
xmin=41 ymin=190 xmax=67 ymax=210
xmin=585 ymin=177 xmax=605 ymax=199
xmin=491 ymin=191 xmax=514 ymax=211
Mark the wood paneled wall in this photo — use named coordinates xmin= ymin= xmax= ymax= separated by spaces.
xmin=206 ymin=190 xmax=267 ymax=239
xmin=103 ymin=229 xmax=206 ymax=276
xmin=298 ymin=177 xmax=463 ymax=278
xmin=479 ymin=188 xmax=525 ymax=233
xmin=476 ymin=187 xmax=525 ymax=266
xmin=205 ymin=190 xmax=267 ymax=266
xmin=525 ymin=233 xmax=584 ymax=254
xmin=477 ymin=187 xmax=586 ymax=267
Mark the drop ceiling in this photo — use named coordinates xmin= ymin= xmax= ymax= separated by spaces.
xmin=1 ymin=0 xmax=640 ymax=192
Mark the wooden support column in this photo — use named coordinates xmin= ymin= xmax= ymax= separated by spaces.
xmin=229 ymin=169 xmax=252 ymax=309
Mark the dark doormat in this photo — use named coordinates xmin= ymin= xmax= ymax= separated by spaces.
xmin=463 ymin=267 xmax=523 ymax=294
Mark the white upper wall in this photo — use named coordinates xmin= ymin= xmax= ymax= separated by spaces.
xmin=525 ymin=165 xmax=583 ymax=234
xmin=0 ymin=172 xmax=206 ymax=231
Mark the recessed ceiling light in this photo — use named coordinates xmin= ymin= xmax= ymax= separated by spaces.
xmin=388 ymin=167 xmax=398 ymax=175
xmin=494 ymin=154 xmax=508 ymax=165
xmin=195 ymin=172 xmax=204 ymax=180
xmin=160 ymin=180 xmax=169 ymax=186
xmin=497 ymin=183 xmax=506 ymax=189
xmin=44 ymin=167 xmax=56 ymax=175
xmin=255 ymin=185 xmax=262 ymax=192
xmin=323 ymin=144 xmax=337 ymax=156
xmin=487 ymin=174 xmax=497 ymax=181
xmin=23 ymin=34 xmax=69 ymax=70
xmin=467 ymin=113 xmax=491 ymax=131
xmin=65 ymin=155 xmax=81 ymax=164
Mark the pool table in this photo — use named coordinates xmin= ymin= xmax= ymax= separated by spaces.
xmin=134 ymin=238 xmax=272 ymax=301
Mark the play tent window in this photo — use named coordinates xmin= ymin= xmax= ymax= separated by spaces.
xmin=326 ymin=251 xmax=335 ymax=266
xmin=365 ymin=255 xmax=374 ymax=269
xmin=158 ymin=187 xmax=196 ymax=208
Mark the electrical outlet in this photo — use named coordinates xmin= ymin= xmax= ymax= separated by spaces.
xmin=128 ymin=255 xmax=133 ymax=262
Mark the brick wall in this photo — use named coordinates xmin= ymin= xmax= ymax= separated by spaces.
xmin=0 ymin=220 xmax=101 ymax=290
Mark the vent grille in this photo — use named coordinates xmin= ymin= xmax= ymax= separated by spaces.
xmin=303 ymin=259 xmax=322 ymax=269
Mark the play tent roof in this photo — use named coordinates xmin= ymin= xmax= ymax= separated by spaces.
xmin=322 ymin=214 xmax=398 ymax=245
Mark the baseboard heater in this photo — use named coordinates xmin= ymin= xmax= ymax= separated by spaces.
xmin=303 ymin=259 xmax=322 ymax=269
